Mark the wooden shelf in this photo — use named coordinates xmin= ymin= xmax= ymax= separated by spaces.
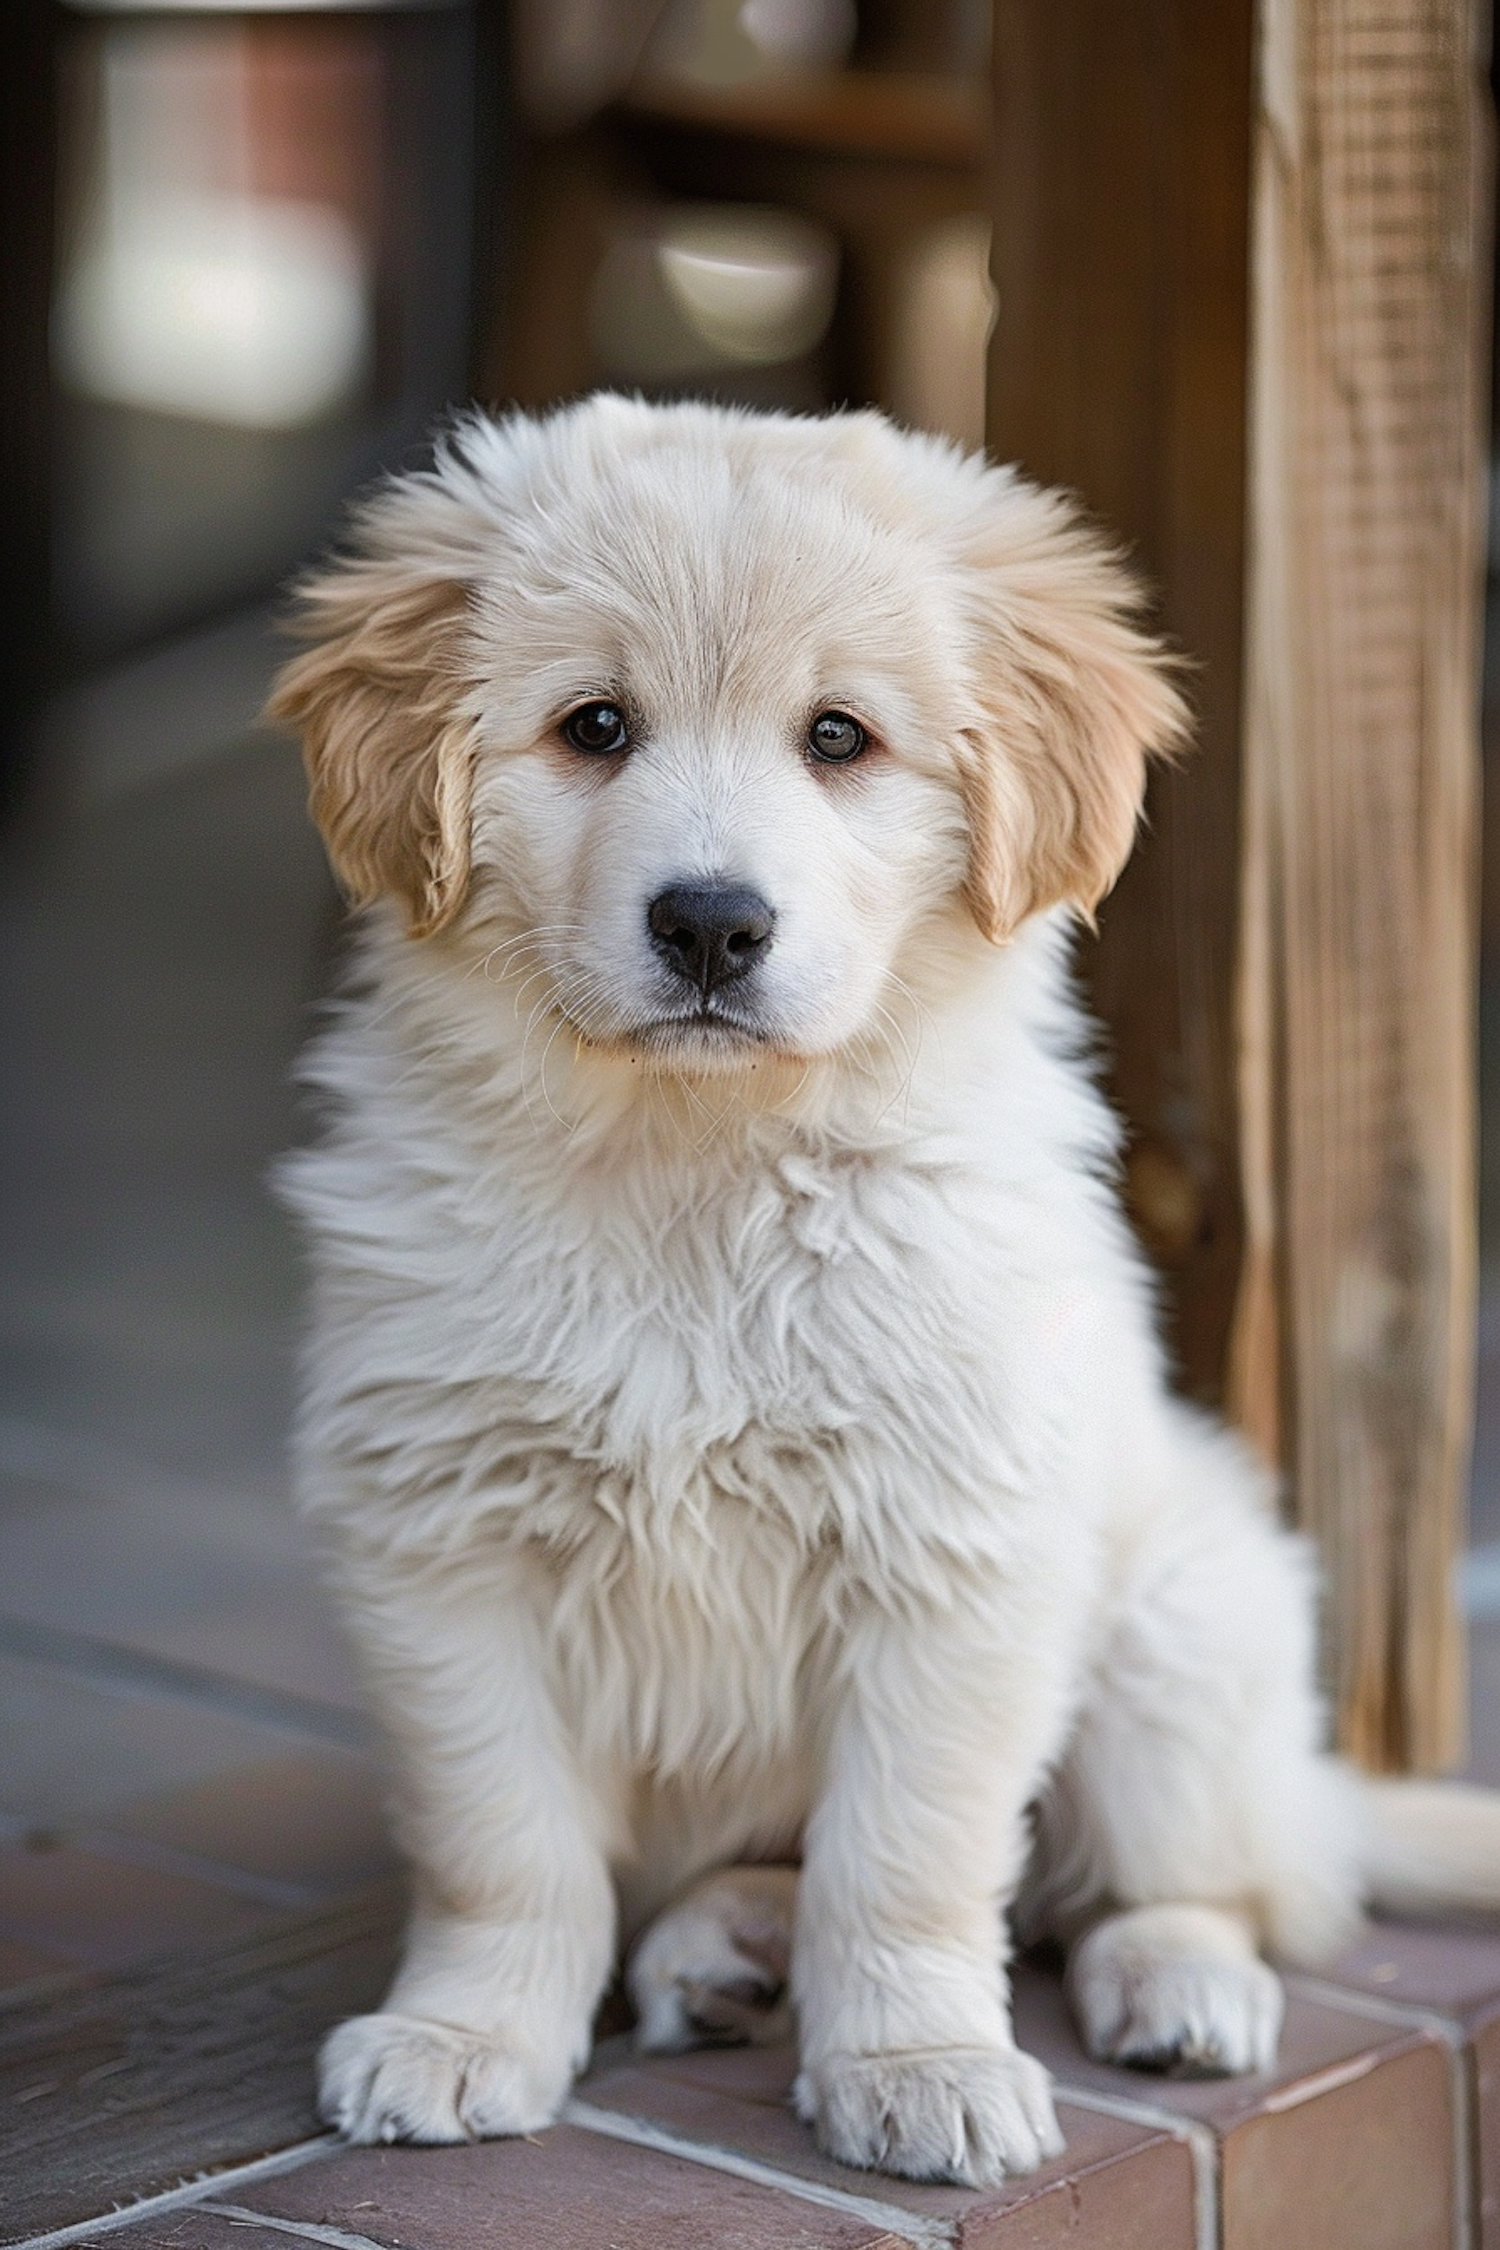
xmin=619 ymin=69 xmax=985 ymax=168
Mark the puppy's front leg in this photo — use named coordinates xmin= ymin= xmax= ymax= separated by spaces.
xmin=793 ymin=1596 xmax=1072 ymax=2188
xmin=319 ymin=1561 xmax=615 ymax=2145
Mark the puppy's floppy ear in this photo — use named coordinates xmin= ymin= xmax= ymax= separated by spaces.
xmin=954 ymin=473 xmax=1189 ymax=943
xmin=267 ymin=480 xmax=488 ymax=939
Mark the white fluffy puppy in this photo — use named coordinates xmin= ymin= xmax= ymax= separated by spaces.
xmin=271 ymin=394 xmax=1499 ymax=2189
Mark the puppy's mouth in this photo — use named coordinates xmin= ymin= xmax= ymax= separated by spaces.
xmin=626 ymin=1007 xmax=773 ymax=1056
xmin=565 ymin=998 xmax=777 ymax=1062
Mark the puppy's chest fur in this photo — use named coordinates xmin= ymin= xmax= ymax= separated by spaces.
xmin=318 ymin=1120 xmax=1024 ymax=1512
xmin=317 ymin=1107 xmax=1066 ymax=1479
xmin=297 ymin=989 xmax=1115 ymax=1785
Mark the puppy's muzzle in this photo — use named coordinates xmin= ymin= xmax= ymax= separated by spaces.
xmin=647 ymin=883 xmax=776 ymax=1000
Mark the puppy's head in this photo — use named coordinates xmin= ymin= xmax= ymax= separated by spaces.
xmin=270 ymin=397 xmax=1185 ymax=1075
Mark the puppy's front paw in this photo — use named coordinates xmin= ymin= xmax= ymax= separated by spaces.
xmin=793 ymin=2045 xmax=1063 ymax=2188
xmin=318 ymin=2013 xmax=570 ymax=2144
xmin=1069 ymin=1906 xmax=1284 ymax=2077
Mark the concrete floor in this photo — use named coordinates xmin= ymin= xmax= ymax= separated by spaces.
xmin=0 ymin=608 xmax=1496 ymax=1982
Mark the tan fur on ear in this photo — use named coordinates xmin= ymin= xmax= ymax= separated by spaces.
xmin=268 ymin=567 xmax=479 ymax=939
xmin=956 ymin=479 xmax=1190 ymax=943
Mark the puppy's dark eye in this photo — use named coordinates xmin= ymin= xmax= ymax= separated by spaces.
xmin=562 ymin=701 xmax=630 ymax=755
xmin=807 ymin=710 xmax=867 ymax=764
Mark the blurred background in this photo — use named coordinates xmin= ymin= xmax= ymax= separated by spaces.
xmin=0 ymin=0 xmax=1493 ymax=1986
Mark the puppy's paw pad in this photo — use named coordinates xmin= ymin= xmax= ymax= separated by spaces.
xmin=630 ymin=1868 xmax=794 ymax=2054
xmin=794 ymin=2045 xmax=1063 ymax=2188
xmin=672 ymin=1972 xmax=790 ymax=2049
xmin=1070 ymin=1918 xmax=1284 ymax=2078
xmin=318 ymin=2013 xmax=565 ymax=2145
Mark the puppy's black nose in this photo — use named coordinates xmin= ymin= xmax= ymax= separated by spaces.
xmin=647 ymin=883 xmax=776 ymax=996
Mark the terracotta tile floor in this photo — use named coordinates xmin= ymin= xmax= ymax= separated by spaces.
xmin=4 ymin=1904 xmax=1498 ymax=2250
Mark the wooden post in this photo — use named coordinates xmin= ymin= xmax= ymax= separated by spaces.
xmin=987 ymin=0 xmax=1259 ymax=1410
xmin=987 ymin=0 xmax=1490 ymax=1769
xmin=1235 ymin=0 xmax=1489 ymax=1770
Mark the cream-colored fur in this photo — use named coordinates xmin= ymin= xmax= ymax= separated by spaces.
xmin=271 ymin=395 xmax=1498 ymax=2189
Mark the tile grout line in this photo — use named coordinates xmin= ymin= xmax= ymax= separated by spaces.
xmin=0 ymin=1615 xmax=371 ymax=1753
xmin=202 ymin=2204 xmax=393 ymax=2250
xmin=0 ymin=2139 xmax=337 ymax=2250
xmin=561 ymin=2098 xmax=954 ymax=2246
xmin=1049 ymin=2081 xmax=1218 ymax=2250
xmin=1284 ymin=1970 xmax=1475 ymax=2038
xmin=69 ymin=1829 xmax=320 ymax=1915
xmin=1284 ymin=1975 xmax=1474 ymax=2250
xmin=0 ymin=1810 xmax=320 ymax=1915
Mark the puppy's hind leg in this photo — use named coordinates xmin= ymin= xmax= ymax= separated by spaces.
xmin=1026 ymin=1411 xmax=1365 ymax=2079
xmin=1067 ymin=1903 xmax=1283 ymax=2076
xmin=629 ymin=1866 xmax=797 ymax=2053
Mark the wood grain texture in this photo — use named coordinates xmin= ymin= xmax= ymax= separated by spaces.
xmin=0 ymin=1887 xmax=400 ymax=2245
xmin=986 ymin=0 xmax=1258 ymax=1406
xmin=1235 ymin=0 xmax=1490 ymax=1769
